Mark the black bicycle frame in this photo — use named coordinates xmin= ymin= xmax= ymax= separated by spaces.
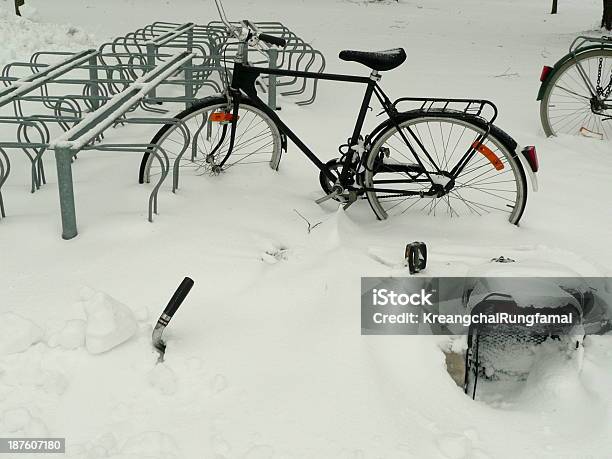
xmin=226 ymin=61 xmax=483 ymax=195
xmin=230 ymin=62 xmax=385 ymax=183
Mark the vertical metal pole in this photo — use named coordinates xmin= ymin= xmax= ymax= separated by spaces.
xmin=0 ymin=148 xmax=9 ymax=218
xmin=267 ymin=48 xmax=278 ymax=110
xmin=54 ymin=147 xmax=78 ymax=240
xmin=88 ymin=54 xmax=101 ymax=111
xmin=184 ymin=28 xmax=194 ymax=109
xmin=146 ymin=42 xmax=157 ymax=99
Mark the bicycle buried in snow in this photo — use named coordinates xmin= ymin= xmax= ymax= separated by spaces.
xmin=139 ymin=7 xmax=539 ymax=224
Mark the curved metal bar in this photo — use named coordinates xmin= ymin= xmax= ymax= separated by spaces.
xmin=0 ymin=146 xmax=10 ymax=218
xmin=16 ymin=121 xmax=46 ymax=192
xmin=77 ymin=141 xmax=168 ymax=221
xmin=53 ymin=96 xmax=83 ymax=131
xmin=295 ymin=51 xmax=326 ymax=106
xmin=281 ymin=45 xmax=318 ymax=95
xmin=168 ymin=120 xmax=191 ymax=192
xmin=119 ymin=117 xmax=189 ymax=190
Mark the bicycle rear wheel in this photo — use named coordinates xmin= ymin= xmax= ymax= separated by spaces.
xmin=139 ymin=96 xmax=282 ymax=184
xmin=363 ymin=113 xmax=528 ymax=224
xmin=540 ymin=49 xmax=612 ymax=140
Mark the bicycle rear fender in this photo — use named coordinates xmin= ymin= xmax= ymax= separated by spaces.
xmin=536 ymin=44 xmax=612 ymax=100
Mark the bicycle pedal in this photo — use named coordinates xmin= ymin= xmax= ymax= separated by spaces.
xmin=405 ymin=242 xmax=427 ymax=274
xmin=342 ymin=200 xmax=356 ymax=210
xmin=315 ymin=191 xmax=340 ymax=205
xmin=342 ymin=191 xmax=359 ymax=210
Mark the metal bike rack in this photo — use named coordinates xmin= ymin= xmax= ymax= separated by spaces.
xmin=0 ymin=17 xmax=325 ymax=238
xmin=0 ymin=50 xmax=98 ymax=192
xmin=49 ymin=52 xmax=197 ymax=239
xmin=207 ymin=20 xmax=326 ymax=107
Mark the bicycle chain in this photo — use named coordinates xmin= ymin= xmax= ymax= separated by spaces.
xmin=596 ymin=57 xmax=612 ymax=99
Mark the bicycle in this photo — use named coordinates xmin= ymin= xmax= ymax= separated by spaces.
xmin=539 ymin=35 xmax=612 ymax=140
xmin=139 ymin=0 xmax=538 ymax=224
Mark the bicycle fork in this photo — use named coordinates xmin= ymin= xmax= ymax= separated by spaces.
xmin=202 ymin=93 xmax=241 ymax=173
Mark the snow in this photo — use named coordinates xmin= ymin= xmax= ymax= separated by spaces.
xmin=80 ymin=287 xmax=139 ymax=354
xmin=51 ymin=319 xmax=87 ymax=350
xmin=1 ymin=0 xmax=612 ymax=457
xmin=148 ymin=363 xmax=178 ymax=396
xmin=0 ymin=2 xmax=96 ymax=70
xmin=0 ymin=312 xmax=43 ymax=355
xmin=1 ymin=407 xmax=49 ymax=437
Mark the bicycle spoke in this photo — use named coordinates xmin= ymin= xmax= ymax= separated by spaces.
xmin=544 ymin=52 xmax=612 ymax=138
xmin=143 ymin=102 xmax=281 ymax=180
xmin=365 ymin=115 xmax=523 ymax=223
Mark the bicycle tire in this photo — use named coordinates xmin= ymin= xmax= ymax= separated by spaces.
xmin=363 ymin=111 xmax=528 ymax=224
xmin=138 ymin=96 xmax=282 ymax=184
xmin=540 ymin=48 xmax=612 ymax=139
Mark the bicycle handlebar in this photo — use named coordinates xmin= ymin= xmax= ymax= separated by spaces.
xmin=214 ymin=0 xmax=286 ymax=49
xmin=258 ymin=33 xmax=287 ymax=48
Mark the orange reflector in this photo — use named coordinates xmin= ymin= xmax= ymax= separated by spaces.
xmin=208 ymin=112 xmax=237 ymax=122
xmin=472 ymin=141 xmax=504 ymax=171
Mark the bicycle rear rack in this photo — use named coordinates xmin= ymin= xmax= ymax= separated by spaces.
xmin=392 ymin=97 xmax=499 ymax=125
xmin=569 ymin=35 xmax=612 ymax=54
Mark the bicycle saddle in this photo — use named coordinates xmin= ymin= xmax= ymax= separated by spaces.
xmin=339 ymin=48 xmax=406 ymax=72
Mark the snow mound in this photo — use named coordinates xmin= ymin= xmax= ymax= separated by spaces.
xmin=120 ymin=432 xmax=182 ymax=459
xmin=0 ymin=312 xmax=43 ymax=355
xmin=80 ymin=287 xmax=138 ymax=354
xmin=57 ymin=319 xmax=87 ymax=350
xmin=0 ymin=4 xmax=96 ymax=69
xmin=519 ymin=340 xmax=586 ymax=404
xmin=1 ymin=407 xmax=48 ymax=437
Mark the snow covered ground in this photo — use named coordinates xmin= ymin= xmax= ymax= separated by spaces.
xmin=1 ymin=0 xmax=612 ymax=457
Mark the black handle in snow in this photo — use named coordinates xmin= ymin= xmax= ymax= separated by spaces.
xmin=163 ymin=277 xmax=194 ymax=318
xmin=153 ymin=277 xmax=195 ymax=362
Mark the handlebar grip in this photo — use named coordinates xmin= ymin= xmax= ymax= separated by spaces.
xmin=162 ymin=277 xmax=194 ymax=318
xmin=259 ymin=33 xmax=286 ymax=48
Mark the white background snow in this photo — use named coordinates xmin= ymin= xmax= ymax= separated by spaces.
xmin=1 ymin=0 xmax=612 ymax=457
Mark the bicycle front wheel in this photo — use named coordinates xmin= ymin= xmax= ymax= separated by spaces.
xmin=363 ymin=113 xmax=528 ymax=224
xmin=540 ymin=49 xmax=612 ymax=140
xmin=139 ymin=96 xmax=282 ymax=184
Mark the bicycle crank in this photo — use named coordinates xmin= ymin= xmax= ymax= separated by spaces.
xmin=315 ymin=185 xmax=345 ymax=204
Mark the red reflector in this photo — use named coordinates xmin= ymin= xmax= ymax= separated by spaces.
xmin=522 ymin=146 xmax=539 ymax=172
xmin=540 ymin=66 xmax=553 ymax=82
